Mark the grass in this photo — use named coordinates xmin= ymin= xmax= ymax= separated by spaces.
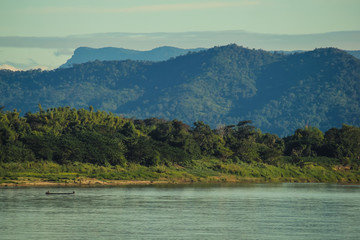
xmin=0 ymin=157 xmax=359 ymax=186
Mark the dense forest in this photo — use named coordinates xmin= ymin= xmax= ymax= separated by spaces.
xmin=1 ymin=106 xmax=359 ymax=184
xmin=1 ymin=45 xmax=360 ymax=136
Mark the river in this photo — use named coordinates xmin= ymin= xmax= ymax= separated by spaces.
xmin=0 ymin=183 xmax=359 ymax=239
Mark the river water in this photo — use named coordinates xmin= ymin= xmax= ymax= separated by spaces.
xmin=0 ymin=183 xmax=359 ymax=240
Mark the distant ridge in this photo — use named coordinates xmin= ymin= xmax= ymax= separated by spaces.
xmin=2 ymin=30 xmax=360 ymax=70
xmin=61 ymin=46 xmax=360 ymax=69
xmin=274 ymin=50 xmax=360 ymax=59
xmin=60 ymin=46 xmax=205 ymax=68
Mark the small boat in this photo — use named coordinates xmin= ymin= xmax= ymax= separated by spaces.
xmin=46 ymin=191 xmax=75 ymax=195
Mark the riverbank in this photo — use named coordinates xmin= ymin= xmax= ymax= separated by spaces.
xmin=0 ymin=175 xmax=268 ymax=187
xmin=0 ymin=177 xmax=168 ymax=187
xmin=1 ymin=160 xmax=359 ymax=187
xmin=1 ymin=175 xmax=359 ymax=188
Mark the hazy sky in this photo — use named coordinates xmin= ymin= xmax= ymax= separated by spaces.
xmin=1 ymin=0 xmax=360 ymax=69
xmin=1 ymin=0 xmax=359 ymax=36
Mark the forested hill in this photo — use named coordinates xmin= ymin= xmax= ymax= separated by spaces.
xmin=1 ymin=44 xmax=360 ymax=136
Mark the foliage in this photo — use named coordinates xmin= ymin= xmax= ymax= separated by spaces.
xmin=1 ymin=106 xmax=360 ymax=185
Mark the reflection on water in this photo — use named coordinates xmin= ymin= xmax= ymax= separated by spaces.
xmin=1 ymin=183 xmax=359 ymax=240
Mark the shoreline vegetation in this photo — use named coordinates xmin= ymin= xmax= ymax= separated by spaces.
xmin=1 ymin=160 xmax=359 ymax=187
xmin=1 ymin=106 xmax=360 ymax=187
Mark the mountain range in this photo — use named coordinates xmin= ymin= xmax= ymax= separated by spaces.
xmin=1 ymin=44 xmax=360 ymax=136
xmin=61 ymin=46 xmax=360 ymax=69
xmin=1 ymin=30 xmax=360 ymax=70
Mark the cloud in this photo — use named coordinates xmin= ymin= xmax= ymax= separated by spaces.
xmin=0 ymin=64 xmax=20 ymax=71
xmin=32 ymin=1 xmax=259 ymax=14
xmin=1 ymin=31 xmax=360 ymax=51
xmin=0 ymin=60 xmax=42 ymax=71
xmin=113 ymin=2 xmax=259 ymax=13
xmin=54 ymin=48 xmax=74 ymax=56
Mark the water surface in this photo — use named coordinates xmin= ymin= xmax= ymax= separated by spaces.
xmin=1 ymin=183 xmax=359 ymax=239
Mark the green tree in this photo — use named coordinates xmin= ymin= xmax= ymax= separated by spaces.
xmin=284 ymin=126 xmax=324 ymax=157
xmin=323 ymin=125 xmax=360 ymax=165
xmin=191 ymin=121 xmax=218 ymax=156
xmin=126 ymin=137 xmax=160 ymax=166
xmin=257 ymin=133 xmax=284 ymax=165
xmin=224 ymin=121 xmax=259 ymax=163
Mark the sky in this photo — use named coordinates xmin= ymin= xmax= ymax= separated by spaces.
xmin=1 ymin=0 xmax=360 ymax=69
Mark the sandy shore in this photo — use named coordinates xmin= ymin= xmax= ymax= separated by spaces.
xmin=0 ymin=177 xmax=172 ymax=187
xmin=0 ymin=175 xmax=265 ymax=187
xmin=2 ymin=176 xmax=356 ymax=188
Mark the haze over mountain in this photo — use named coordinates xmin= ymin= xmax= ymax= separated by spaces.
xmin=1 ymin=30 xmax=360 ymax=70
xmin=1 ymin=44 xmax=359 ymax=136
xmin=60 ymin=46 xmax=205 ymax=68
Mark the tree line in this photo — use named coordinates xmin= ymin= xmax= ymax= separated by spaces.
xmin=1 ymin=106 xmax=359 ymax=169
